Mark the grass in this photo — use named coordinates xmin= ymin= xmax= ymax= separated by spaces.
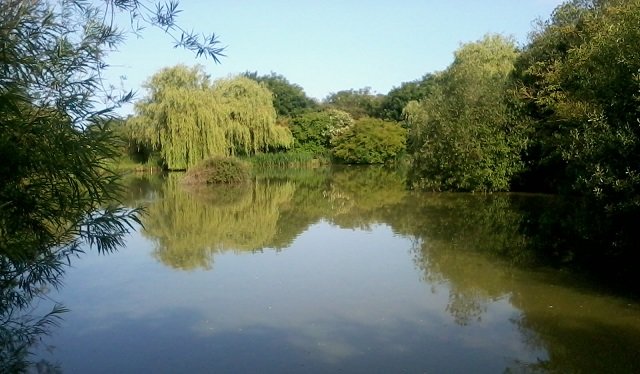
xmin=108 ymin=155 xmax=164 ymax=173
xmin=245 ymin=151 xmax=328 ymax=169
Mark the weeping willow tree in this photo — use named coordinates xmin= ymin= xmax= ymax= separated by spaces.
xmin=213 ymin=76 xmax=293 ymax=155
xmin=128 ymin=66 xmax=293 ymax=170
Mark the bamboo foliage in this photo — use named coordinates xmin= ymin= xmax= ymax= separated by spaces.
xmin=128 ymin=65 xmax=293 ymax=170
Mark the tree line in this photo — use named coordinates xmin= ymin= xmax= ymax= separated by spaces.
xmin=120 ymin=0 xmax=637 ymax=195
xmin=118 ymin=0 xmax=639 ymax=278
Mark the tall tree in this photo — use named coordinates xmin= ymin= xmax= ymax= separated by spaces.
xmin=514 ymin=0 xmax=640 ymax=204
xmin=378 ymin=74 xmax=436 ymax=122
xmin=243 ymin=72 xmax=317 ymax=117
xmin=406 ymin=34 xmax=526 ymax=191
xmin=128 ymin=67 xmax=293 ymax=169
xmin=512 ymin=0 xmax=640 ymax=262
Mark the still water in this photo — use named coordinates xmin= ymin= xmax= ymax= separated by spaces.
xmin=35 ymin=166 xmax=640 ymax=373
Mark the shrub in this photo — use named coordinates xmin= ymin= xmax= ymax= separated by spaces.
xmin=288 ymin=109 xmax=353 ymax=155
xmin=332 ymin=118 xmax=406 ymax=164
xmin=182 ymin=157 xmax=250 ymax=185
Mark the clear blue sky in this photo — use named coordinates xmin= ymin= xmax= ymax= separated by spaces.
xmin=105 ymin=0 xmax=564 ymax=115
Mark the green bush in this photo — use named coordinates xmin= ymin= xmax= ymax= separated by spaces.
xmin=288 ymin=109 xmax=353 ymax=155
xmin=331 ymin=118 xmax=406 ymax=164
xmin=182 ymin=156 xmax=250 ymax=185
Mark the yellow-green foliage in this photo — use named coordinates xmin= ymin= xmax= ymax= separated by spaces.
xmin=142 ymin=174 xmax=295 ymax=270
xmin=127 ymin=65 xmax=293 ymax=170
xmin=214 ymin=77 xmax=293 ymax=155
xmin=331 ymin=117 xmax=407 ymax=164
xmin=182 ymin=156 xmax=250 ymax=185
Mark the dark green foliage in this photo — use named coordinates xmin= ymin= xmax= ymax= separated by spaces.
xmin=378 ymin=74 xmax=436 ymax=122
xmin=1 ymin=0 xmax=220 ymax=369
xmin=323 ymin=87 xmax=384 ymax=119
xmin=182 ymin=157 xmax=251 ymax=185
xmin=243 ymin=71 xmax=318 ymax=117
xmin=288 ymin=112 xmax=332 ymax=154
xmin=513 ymin=0 xmax=640 ymax=206
xmin=0 ymin=0 xmax=143 ymax=263
xmin=332 ymin=118 xmax=406 ymax=164
xmin=507 ymin=0 xmax=640 ymax=276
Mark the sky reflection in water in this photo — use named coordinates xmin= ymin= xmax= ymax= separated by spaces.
xmin=35 ymin=168 xmax=640 ymax=373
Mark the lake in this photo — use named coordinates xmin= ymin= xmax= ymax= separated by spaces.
xmin=33 ymin=166 xmax=640 ymax=373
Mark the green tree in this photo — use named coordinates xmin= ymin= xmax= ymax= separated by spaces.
xmin=332 ymin=118 xmax=406 ymax=164
xmin=514 ymin=0 xmax=640 ymax=204
xmin=378 ymin=74 xmax=436 ymax=122
xmin=406 ymin=34 xmax=526 ymax=191
xmin=0 ymin=0 xmax=223 ymax=370
xmin=512 ymin=0 xmax=640 ymax=264
xmin=128 ymin=67 xmax=293 ymax=169
xmin=0 ymin=0 xmax=139 ymax=281
xmin=243 ymin=71 xmax=318 ymax=117
xmin=288 ymin=109 xmax=354 ymax=155
xmin=323 ymin=87 xmax=384 ymax=119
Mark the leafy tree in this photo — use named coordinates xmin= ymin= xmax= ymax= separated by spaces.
xmin=332 ymin=118 xmax=406 ymax=164
xmin=406 ymin=34 xmax=526 ymax=191
xmin=378 ymin=74 xmax=436 ymax=122
xmin=288 ymin=109 xmax=354 ymax=155
xmin=0 ymin=0 xmax=139 ymax=279
xmin=514 ymin=0 xmax=640 ymax=203
xmin=0 ymin=0 xmax=223 ymax=369
xmin=512 ymin=0 xmax=640 ymax=263
xmin=243 ymin=71 xmax=318 ymax=117
xmin=128 ymin=67 xmax=293 ymax=169
xmin=510 ymin=0 xmax=596 ymax=193
xmin=323 ymin=87 xmax=384 ymax=119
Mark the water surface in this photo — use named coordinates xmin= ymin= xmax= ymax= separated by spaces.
xmin=35 ymin=167 xmax=640 ymax=373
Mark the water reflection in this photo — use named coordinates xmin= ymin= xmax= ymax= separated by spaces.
xmin=142 ymin=174 xmax=295 ymax=270
xmin=137 ymin=166 xmax=409 ymax=270
xmin=396 ymin=193 xmax=640 ymax=372
xmin=33 ymin=167 xmax=640 ymax=372
xmin=1 ymin=237 xmax=82 ymax=372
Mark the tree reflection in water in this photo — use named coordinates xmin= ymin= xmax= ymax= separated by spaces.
xmin=1 ymin=237 xmax=93 ymax=373
xmin=95 ymin=168 xmax=640 ymax=372
xmin=139 ymin=166 xmax=408 ymax=270
xmin=143 ymin=174 xmax=295 ymax=270
xmin=397 ymin=193 xmax=640 ymax=373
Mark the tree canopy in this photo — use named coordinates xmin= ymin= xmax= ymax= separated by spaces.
xmin=323 ymin=87 xmax=384 ymax=119
xmin=406 ymin=34 xmax=525 ymax=191
xmin=377 ymin=74 xmax=437 ymax=122
xmin=128 ymin=66 xmax=293 ymax=169
xmin=243 ymin=72 xmax=318 ymax=117
xmin=288 ymin=109 xmax=354 ymax=155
